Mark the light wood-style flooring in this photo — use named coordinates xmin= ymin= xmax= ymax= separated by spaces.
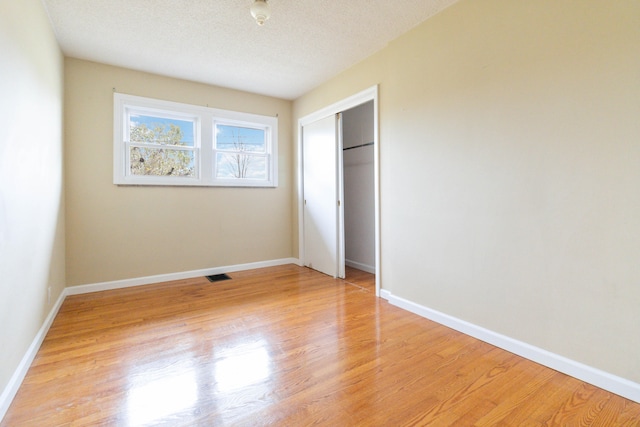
xmin=3 ymin=265 xmax=639 ymax=426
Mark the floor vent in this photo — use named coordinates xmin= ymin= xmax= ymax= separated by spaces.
xmin=205 ymin=273 xmax=232 ymax=282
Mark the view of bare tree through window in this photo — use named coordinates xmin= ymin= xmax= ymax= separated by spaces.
xmin=215 ymin=125 xmax=267 ymax=180
xmin=227 ymin=132 xmax=253 ymax=178
xmin=129 ymin=116 xmax=195 ymax=177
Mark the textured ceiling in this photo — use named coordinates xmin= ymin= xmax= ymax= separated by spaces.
xmin=42 ymin=0 xmax=459 ymax=100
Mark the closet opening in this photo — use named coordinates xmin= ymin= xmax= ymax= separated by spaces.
xmin=342 ymin=101 xmax=375 ymax=289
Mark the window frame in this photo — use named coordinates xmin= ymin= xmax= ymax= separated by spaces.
xmin=113 ymin=93 xmax=278 ymax=187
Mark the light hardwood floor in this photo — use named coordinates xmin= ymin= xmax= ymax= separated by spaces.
xmin=3 ymin=265 xmax=639 ymax=426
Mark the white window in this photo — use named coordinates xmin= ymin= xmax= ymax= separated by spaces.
xmin=114 ymin=93 xmax=277 ymax=187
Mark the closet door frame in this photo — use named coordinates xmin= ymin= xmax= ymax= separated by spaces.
xmin=297 ymin=85 xmax=380 ymax=296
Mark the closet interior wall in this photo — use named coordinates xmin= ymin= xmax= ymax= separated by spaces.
xmin=342 ymin=101 xmax=375 ymax=274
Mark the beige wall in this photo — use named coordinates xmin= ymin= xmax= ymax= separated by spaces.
xmin=65 ymin=59 xmax=293 ymax=286
xmin=0 ymin=0 xmax=65 ymax=396
xmin=294 ymin=0 xmax=640 ymax=382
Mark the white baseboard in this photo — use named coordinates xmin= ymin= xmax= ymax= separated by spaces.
xmin=66 ymin=257 xmax=300 ymax=296
xmin=0 ymin=290 xmax=66 ymax=421
xmin=345 ymin=259 xmax=375 ymax=274
xmin=381 ymin=290 xmax=640 ymax=403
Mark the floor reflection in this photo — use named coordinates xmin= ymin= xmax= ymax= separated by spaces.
xmin=214 ymin=338 xmax=271 ymax=393
xmin=127 ymin=360 xmax=197 ymax=426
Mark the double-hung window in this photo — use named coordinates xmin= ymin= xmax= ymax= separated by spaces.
xmin=126 ymin=107 xmax=198 ymax=181
xmin=114 ymin=93 xmax=277 ymax=187
xmin=213 ymin=121 xmax=270 ymax=184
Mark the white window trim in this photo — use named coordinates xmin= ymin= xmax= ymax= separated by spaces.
xmin=113 ymin=93 xmax=278 ymax=187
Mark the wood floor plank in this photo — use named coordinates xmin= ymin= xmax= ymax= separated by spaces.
xmin=2 ymin=265 xmax=639 ymax=426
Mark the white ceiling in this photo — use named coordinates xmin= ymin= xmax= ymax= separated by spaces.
xmin=42 ymin=0 xmax=459 ymax=100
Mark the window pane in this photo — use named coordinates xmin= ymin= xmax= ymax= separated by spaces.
xmin=130 ymin=147 xmax=195 ymax=177
xmin=215 ymin=153 xmax=267 ymax=180
xmin=215 ymin=124 xmax=265 ymax=153
xmin=130 ymin=114 xmax=194 ymax=147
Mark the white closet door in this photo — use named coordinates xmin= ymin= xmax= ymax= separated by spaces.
xmin=302 ymin=114 xmax=341 ymax=277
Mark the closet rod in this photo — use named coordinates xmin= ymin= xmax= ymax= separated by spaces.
xmin=343 ymin=142 xmax=374 ymax=151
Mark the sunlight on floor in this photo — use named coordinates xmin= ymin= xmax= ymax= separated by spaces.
xmin=214 ymin=339 xmax=272 ymax=393
xmin=127 ymin=363 xmax=198 ymax=426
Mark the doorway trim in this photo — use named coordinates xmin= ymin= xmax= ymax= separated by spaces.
xmin=297 ymin=85 xmax=380 ymax=296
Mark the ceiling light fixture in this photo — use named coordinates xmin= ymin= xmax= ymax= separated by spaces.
xmin=250 ymin=0 xmax=270 ymax=26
